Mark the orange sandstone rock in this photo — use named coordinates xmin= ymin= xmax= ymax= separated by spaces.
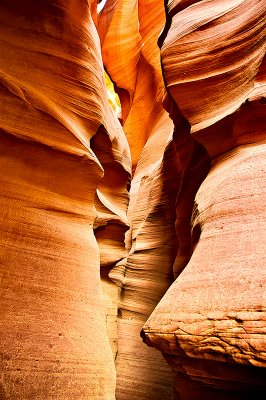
xmin=98 ymin=1 xmax=177 ymax=398
xmin=0 ymin=1 xmax=130 ymax=398
xmin=142 ymin=0 xmax=266 ymax=398
xmin=1 ymin=0 xmax=266 ymax=399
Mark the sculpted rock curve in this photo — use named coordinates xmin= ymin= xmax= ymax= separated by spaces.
xmin=142 ymin=0 xmax=266 ymax=398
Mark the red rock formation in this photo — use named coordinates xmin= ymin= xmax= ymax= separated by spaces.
xmin=1 ymin=0 xmax=265 ymax=399
xmin=142 ymin=0 xmax=266 ymax=399
xmin=0 ymin=1 xmax=130 ymax=398
xmin=98 ymin=1 xmax=177 ymax=398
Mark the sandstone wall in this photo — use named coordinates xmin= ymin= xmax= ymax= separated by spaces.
xmin=142 ymin=1 xmax=266 ymax=399
xmin=0 ymin=1 xmax=129 ymax=398
xmin=0 ymin=1 xmax=265 ymax=399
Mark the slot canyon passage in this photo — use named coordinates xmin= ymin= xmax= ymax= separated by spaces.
xmin=0 ymin=0 xmax=265 ymax=399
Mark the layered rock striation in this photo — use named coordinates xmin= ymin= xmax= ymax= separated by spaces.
xmin=0 ymin=1 xmax=130 ymax=398
xmin=98 ymin=1 xmax=178 ymax=398
xmin=0 ymin=0 xmax=265 ymax=399
xmin=142 ymin=0 xmax=266 ymax=399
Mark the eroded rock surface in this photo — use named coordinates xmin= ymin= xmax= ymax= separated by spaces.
xmin=0 ymin=0 xmax=265 ymax=399
xmin=142 ymin=0 xmax=266 ymax=399
xmin=98 ymin=1 xmax=177 ymax=397
xmin=0 ymin=1 xmax=130 ymax=398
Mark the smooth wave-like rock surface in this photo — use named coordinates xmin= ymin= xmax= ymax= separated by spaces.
xmin=142 ymin=0 xmax=266 ymax=399
xmin=98 ymin=1 xmax=177 ymax=397
xmin=1 ymin=0 xmax=265 ymax=399
xmin=0 ymin=1 xmax=130 ymax=398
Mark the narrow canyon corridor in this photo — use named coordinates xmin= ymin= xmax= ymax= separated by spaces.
xmin=0 ymin=1 xmax=265 ymax=399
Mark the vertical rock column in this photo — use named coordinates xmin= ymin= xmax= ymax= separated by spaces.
xmin=0 ymin=1 xmax=130 ymax=398
xmin=142 ymin=0 xmax=266 ymax=399
xmin=98 ymin=0 xmax=178 ymax=398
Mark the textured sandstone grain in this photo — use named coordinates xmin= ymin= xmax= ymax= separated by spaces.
xmin=0 ymin=1 xmax=130 ymax=398
xmin=98 ymin=1 xmax=177 ymax=397
xmin=1 ymin=0 xmax=266 ymax=399
xmin=142 ymin=0 xmax=266 ymax=398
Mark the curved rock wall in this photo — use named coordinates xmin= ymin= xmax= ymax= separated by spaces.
xmin=0 ymin=0 xmax=265 ymax=399
xmin=142 ymin=0 xmax=266 ymax=399
xmin=0 ymin=1 xmax=130 ymax=398
xmin=98 ymin=1 xmax=178 ymax=398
